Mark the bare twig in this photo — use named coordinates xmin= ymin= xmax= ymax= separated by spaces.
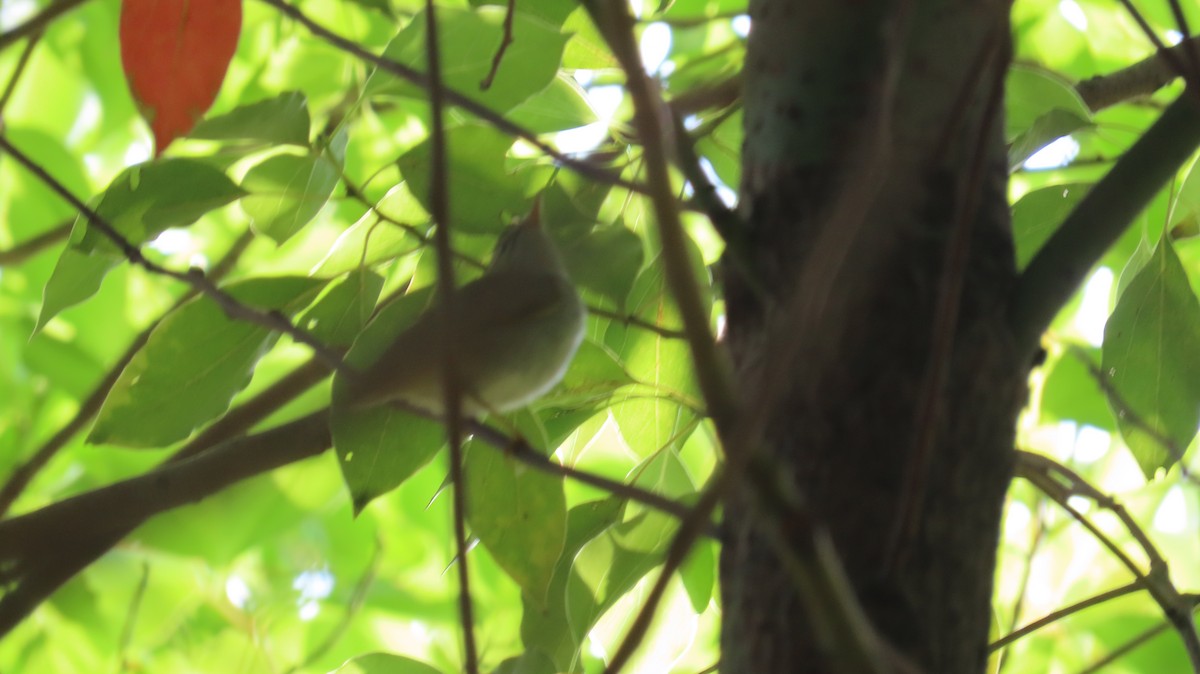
xmin=0 ymin=133 xmax=348 ymax=372
xmin=0 ymin=0 xmax=89 ymax=52
xmin=422 ymin=2 xmax=478 ymax=671
xmin=0 ymin=220 xmax=69 ymax=266
xmin=0 ymin=26 xmax=42 ymax=120
xmin=989 ymin=580 xmax=1141 ymax=652
xmin=1016 ymin=450 xmax=1200 ymax=671
xmin=478 ymin=0 xmax=515 ymax=90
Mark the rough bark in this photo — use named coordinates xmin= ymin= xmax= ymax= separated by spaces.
xmin=720 ymin=1 xmax=1026 ymax=672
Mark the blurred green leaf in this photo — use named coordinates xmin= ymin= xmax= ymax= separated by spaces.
xmin=88 ymin=277 xmax=325 ymax=447
xmin=337 ymin=652 xmax=444 ymax=674
xmin=464 ymin=442 xmax=566 ymax=605
xmin=1040 ymin=345 xmax=1114 ymax=431
xmin=189 ymin=91 xmax=312 ymax=147
xmin=1102 ymin=237 xmax=1200 ymax=477
xmin=242 ymin=130 xmax=346 ymax=244
xmin=1011 ymin=183 xmax=1090 ymax=270
xmin=366 ymin=6 xmax=568 ymax=114
xmin=297 ymin=269 xmax=385 ymax=347
xmin=398 ymin=125 xmax=533 ymax=232
xmin=331 ymin=288 xmax=446 ymax=512
xmin=508 ymin=74 xmax=599 ymax=133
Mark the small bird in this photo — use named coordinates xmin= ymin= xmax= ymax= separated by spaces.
xmin=341 ymin=202 xmax=586 ymax=417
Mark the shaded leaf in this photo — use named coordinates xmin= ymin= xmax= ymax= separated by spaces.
xmin=89 ymin=277 xmax=325 ymax=447
xmin=241 ymin=131 xmax=346 ymax=244
xmin=1011 ymin=183 xmax=1090 ymax=270
xmin=397 ymin=125 xmax=532 ymax=232
xmin=366 ymin=6 xmax=568 ymax=115
xmin=189 ymin=91 xmax=311 ymax=147
xmin=464 ymin=442 xmax=567 ymax=605
xmin=331 ymin=288 xmax=446 ymax=512
xmin=297 ymin=269 xmax=385 ymax=347
xmin=1102 ymin=238 xmax=1200 ymax=477
xmin=120 ymin=0 xmax=242 ymax=153
xmin=36 ymin=158 xmax=244 ymax=332
xmin=336 ymin=653 xmax=444 ymax=674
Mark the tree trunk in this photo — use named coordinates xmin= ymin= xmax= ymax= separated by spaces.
xmin=720 ymin=1 xmax=1026 ymax=671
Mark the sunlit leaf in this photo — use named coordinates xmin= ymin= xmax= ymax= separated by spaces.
xmin=88 ymin=277 xmax=325 ymax=447
xmin=1102 ymin=237 xmax=1200 ymax=477
xmin=297 ymin=269 xmax=385 ymax=347
xmin=336 ymin=652 xmax=444 ymax=674
xmin=35 ymin=158 xmax=244 ymax=332
xmin=241 ymin=131 xmax=346 ymax=244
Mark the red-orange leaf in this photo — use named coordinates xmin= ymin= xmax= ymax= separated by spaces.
xmin=120 ymin=0 xmax=242 ymax=155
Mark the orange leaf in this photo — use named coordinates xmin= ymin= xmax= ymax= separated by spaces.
xmin=120 ymin=0 xmax=242 ymax=155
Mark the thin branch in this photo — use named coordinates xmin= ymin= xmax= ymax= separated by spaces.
xmin=0 ymin=25 xmax=42 ymax=120
xmin=1016 ymin=450 xmax=1200 ymax=671
xmin=1115 ymin=1 xmax=1200 ymax=93
xmin=1009 ymin=93 xmax=1200 ymax=357
xmin=0 ymin=133 xmax=348 ymax=372
xmin=257 ymin=0 xmax=649 ymax=195
xmin=422 ymin=1 xmax=479 ymax=671
xmin=989 ymin=580 xmax=1141 ymax=652
xmin=0 ymin=0 xmax=89 ymax=52
xmin=582 ymin=3 xmax=750 ymax=672
xmin=478 ymin=0 xmax=514 ymax=91
xmin=1077 ymin=36 xmax=1200 ymax=112
xmin=0 ymin=220 xmax=69 ymax=266
xmin=1077 ymin=598 xmax=1200 ymax=674
xmin=115 ymin=562 xmax=150 ymax=673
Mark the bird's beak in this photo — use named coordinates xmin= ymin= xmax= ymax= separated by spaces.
xmin=526 ymin=198 xmax=542 ymax=229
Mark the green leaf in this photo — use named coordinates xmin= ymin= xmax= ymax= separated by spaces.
xmin=1011 ymin=183 xmax=1091 ymax=270
xmin=606 ymin=253 xmax=706 ymax=458
xmin=331 ymin=288 xmax=447 ymax=512
xmin=696 ymin=109 xmax=742 ymax=190
xmin=1040 ymin=346 xmax=1114 ymax=431
xmin=297 ymin=269 xmax=385 ymax=347
xmin=521 ymin=498 xmax=625 ymax=668
xmin=1102 ymin=238 xmax=1200 ymax=477
xmin=397 ymin=124 xmax=532 ymax=232
xmin=1008 ymin=108 xmax=1090 ymax=171
xmin=679 ymin=536 xmax=715 ymax=612
xmin=35 ymin=246 xmax=120 ymax=334
xmin=241 ymin=131 xmax=346 ymax=244
xmin=74 ymin=158 xmax=246 ymax=254
xmin=88 ymin=277 xmax=326 ymax=448
xmin=464 ymin=442 xmax=566 ymax=605
xmin=188 ymin=91 xmax=311 ymax=147
xmin=336 ymin=653 xmax=444 ymax=674
xmin=508 ymin=73 xmax=599 ymax=133
xmin=35 ymin=158 xmax=245 ymax=332
xmin=559 ymin=225 xmax=645 ymax=304
xmin=1005 ymin=65 xmax=1091 ymax=141
xmin=365 ymin=6 xmax=568 ymax=114
xmin=314 ymin=184 xmax=430 ymax=276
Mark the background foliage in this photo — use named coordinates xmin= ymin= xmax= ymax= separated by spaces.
xmin=0 ymin=0 xmax=1199 ymax=672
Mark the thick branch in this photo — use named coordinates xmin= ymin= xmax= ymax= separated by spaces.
xmin=1009 ymin=92 xmax=1200 ymax=356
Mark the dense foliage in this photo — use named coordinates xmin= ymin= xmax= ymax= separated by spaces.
xmin=1 ymin=0 xmax=1199 ymax=672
